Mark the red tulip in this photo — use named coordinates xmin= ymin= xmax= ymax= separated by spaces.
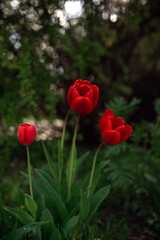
xmin=99 ymin=109 xmax=132 ymax=145
xmin=18 ymin=123 xmax=36 ymax=145
xmin=67 ymin=79 xmax=99 ymax=114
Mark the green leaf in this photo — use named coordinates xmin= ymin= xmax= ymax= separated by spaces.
xmin=89 ymin=185 xmax=110 ymax=219
xmin=24 ymin=194 xmax=37 ymax=218
xmin=51 ymin=229 xmax=62 ymax=240
xmin=3 ymin=206 xmax=33 ymax=225
xmin=79 ymin=160 xmax=110 ymax=194
xmin=66 ymin=145 xmax=77 ymax=185
xmin=42 ymin=141 xmax=58 ymax=182
xmin=41 ymin=209 xmax=56 ymax=238
xmin=35 ymin=169 xmax=68 ymax=223
xmin=2 ymin=222 xmax=46 ymax=240
xmin=80 ymin=190 xmax=90 ymax=219
xmin=58 ymin=139 xmax=63 ymax=171
xmin=89 ymin=173 xmax=100 ymax=197
xmin=63 ymin=215 xmax=79 ymax=235
xmin=95 ymin=160 xmax=110 ymax=173
xmin=36 ymin=195 xmax=45 ymax=221
xmin=76 ymin=151 xmax=90 ymax=170
xmin=35 ymin=168 xmax=59 ymax=193
xmin=144 ymin=173 xmax=157 ymax=184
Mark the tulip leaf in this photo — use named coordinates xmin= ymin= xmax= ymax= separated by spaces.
xmin=41 ymin=209 xmax=56 ymax=238
xmin=42 ymin=141 xmax=58 ymax=183
xmin=35 ymin=169 xmax=68 ymax=223
xmin=36 ymin=195 xmax=45 ymax=221
xmin=66 ymin=146 xmax=77 ymax=185
xmin=58 ymin=139 xmax=63 ymax=171
xmin=52 ymin=229 xmax=62 ymax=240
xmin=76 ymin=151 xmax=90 ymax=170
xmin=63 ymin=215 xmax=79 ymax=235
xmin=95 ymin=160 xmax=110 ymax=173
xmin=3 ymin=206 xmax=33 ymax=225
xmin=24 ymin=194 xmax=37 ymax=218
xmin=2 ymin=222 xmax=46 ymax=240
xmin=80 ymin=190 xmax=90 ymax=219
xmin=89 ymin=185 xmax=110 ymax=219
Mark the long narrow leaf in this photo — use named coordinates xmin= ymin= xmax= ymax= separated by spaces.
xmin=58 ymin=139 xmax=63 ymax=171
xmin=80 ymin=190 xmax=90 ymax=219
xmin=63 ymin=215 xmax=79 ymax=235
xmin=42 ymin=142 xmax=58 ymax=182
xmin=76 ymin=152 xmax=90 ymax=170
xmin=36 ymin=169 xmax=68 ymax=222
xmin=41 ymin=209 xmax=56 ymax=238
xmin=3 ymin=206 xmax=33 ymax=225
xmin=66 ymin=146 xmax=77 ymax=185
xmin=2 ymin=222 xmax=46 ymax=240
xmin=36 ymin=195 xmax=45 ymax=221
xmin=24 ymin=194 xmax=37 ymax=218
xmin=89 ymin=185 xmax=110 ymax=219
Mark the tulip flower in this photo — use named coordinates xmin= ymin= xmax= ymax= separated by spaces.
xmin=99 ymin=109 xmax=132 ymax=145
xmin=18 ymin=123 xmax=36 ymax=145
xmin=18 ymin=123 xmax=36 ymax=199
xmin=67 ymin=79 xmax=99 ymax=114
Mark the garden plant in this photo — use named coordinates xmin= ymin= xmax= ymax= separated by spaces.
xmin=2 ymin=79 xmax=132 ymax=239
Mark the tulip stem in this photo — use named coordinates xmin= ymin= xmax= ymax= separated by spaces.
xmin=68 ymin=114 xmax=80 ymax=201
xmin=26 ymin=145 xmax=33 ymax=199
xmin=87 ymin=141 xmax=104 ymax=198
xmin=59 ymin=108 xmax=71 ymax=186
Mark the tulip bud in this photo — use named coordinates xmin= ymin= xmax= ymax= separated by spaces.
xmin=18 ymin=123 xmax=36 ymax=145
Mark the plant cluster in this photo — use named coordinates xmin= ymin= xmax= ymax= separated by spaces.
xmin=1 ymin=80 xmax=132 ymax=240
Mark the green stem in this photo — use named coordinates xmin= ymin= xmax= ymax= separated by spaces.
xmin=68 ymin=115 xmax=80 ymax=201
xmin=87 ymin=141 xmax=104 ymax=198
xmin=59 ymin=108 xmax=71 ymax=186
xmin=26 ymin=145 xmax=33 ymax=199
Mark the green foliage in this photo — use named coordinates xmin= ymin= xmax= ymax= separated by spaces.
xmin=24 ymin=194 xmax=37 ymax=219
xmin=98 ymin=97 xmax=160 ymax=238
xmin=106 ymin=97 xmax=141 ymax=119
xmin=2 ymin=135 xmax=110 ymax=239
xmin=105 ymin=217 xmax=130 ymax=240
xmin=2 ymin=222 xmax=46 ymax=240
xmin=105 ymin=163 xmax=135 ymax=190
xmin=3 ymin=206 xmax=33 ymax=225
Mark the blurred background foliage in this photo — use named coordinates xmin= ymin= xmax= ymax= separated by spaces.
xmin=0 ymin=0 xmax=160 ymax=127
xmin=0 ymin=0 xmax=160 ymax=238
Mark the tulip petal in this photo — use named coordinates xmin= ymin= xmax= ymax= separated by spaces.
xmin=74 ymin=79 xmax=83 ymax=85
xmin=67 ymin=85 xmax=75 ymax=105
xmin=99 ymin=109 xmax=114 ymax=132
xmin=102 ymin=130 xmax=120 ymax=145
xmin=75 ymin=79 xmax=91 ymax=86
xmin=91 ymin=85 xmax=99 ymax=108
xmin=116 ymin=125 xmax=132 ymax=143
xmin=77 ymin=84 xmax=90 ymax=96
xmin=26 ymin=125 xmax=36 ymax=145
xmin=71 ymin=96 xmax=93 ymax=114
xmin=71 ymin=89 xmax=80 ymax=103
xmin=111 ymin=117 xmax=124 ymax=130
xmin=85 ymin=90 xmax=93 ymax=102
xmin=18 ymin=126 xmax=26 ymax=145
